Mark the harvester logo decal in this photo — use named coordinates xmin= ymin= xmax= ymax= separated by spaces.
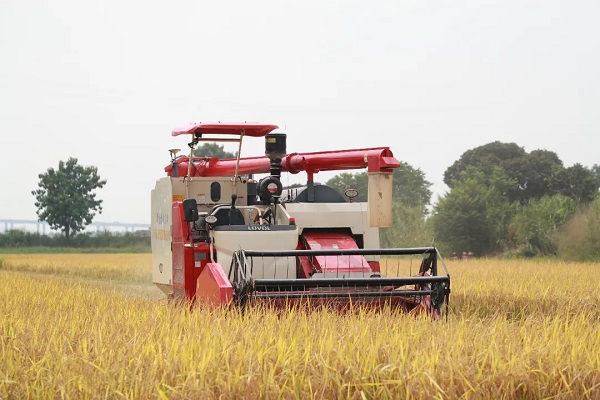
xmin=153 ymin=212 xmax=171 ymax=241
xmin=248 ymin=225 xmax=271 ymax=231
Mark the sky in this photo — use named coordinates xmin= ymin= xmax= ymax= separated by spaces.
xmin=1 ymin=0 xmax=598 ymax=227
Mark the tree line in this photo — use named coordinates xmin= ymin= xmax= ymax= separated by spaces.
xmin=431 ymin=142 xmax=599 ymax=259
xmin=326 ymin=141 xmax=600 ymax=261
xmin=190 ymin=142 xmax=600 ymax=260
xmin=27 ymin=142 xmax=600 ymax=260
xmin=0 ymin=229 xmax=150 ymax=252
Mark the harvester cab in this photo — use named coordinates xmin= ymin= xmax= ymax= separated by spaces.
xmin=151 ymin=122 xmax=450 ymax=318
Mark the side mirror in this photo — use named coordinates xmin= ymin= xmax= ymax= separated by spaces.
xmin=182 ymin=198 xmax=199 ymax=222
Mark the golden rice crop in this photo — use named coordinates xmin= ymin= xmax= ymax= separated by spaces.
xmin=0 ymin=253 xmax=151 ymax=283
xmin=0 ymin=255 xmax=599 ymax=399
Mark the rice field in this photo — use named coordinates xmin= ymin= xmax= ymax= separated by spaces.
xmin=0 ymin=254 xmax=599 ymax=399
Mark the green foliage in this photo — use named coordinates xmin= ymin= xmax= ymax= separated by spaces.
xmin=431 ymin=167 xmax=515 ymax=256
xmin=443 ymin=141 xmax=599 ymax=205
xmin=193 ymin=143 xmax=236 ymax=158
xmin=506 ymin=149 xmax=563 ymax=203
xmin=0 ymin=230 xmax=54 ymax=247
xmin=550 ymin=163 xmax=600 ymax=204
xmin=509 ymin=195 xmax=576 ymax=257
xmin=592 ymin=164 xmax=600 ymax=181
xmin=444 ymin=141 xmax=526 ymax=190
xmin=392 ymin=163 xmax=432 ymax=208
xmin=557 ymin=198 xmax=600 ymax=261
xmin=380 ymin=203 xmax=433 ymax=248
xmin=437 ymin=142 xmax=599 ymax=259
xmin=0 ymin=229 xmax=150 ymax=252
xmin=32 ymin=158 xmax=106 ymax=239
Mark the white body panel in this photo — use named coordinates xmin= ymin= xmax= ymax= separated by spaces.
xmin=283 ymin=202 xmax=380 ymax=249
xmin=151 ymin=174 xmax=387 ymax=293
xmin=151 ymin=175 xmax=250 ymax=295
xmin=213 ymin=227 xmax=299 ymax=279
xmin=151 ymin=177 xmax=174 ymax=292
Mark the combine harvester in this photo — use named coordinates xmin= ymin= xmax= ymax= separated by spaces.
xmin=151 ymin=122 xmax=450 ymax=318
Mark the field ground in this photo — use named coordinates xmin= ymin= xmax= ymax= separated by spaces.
xmin=0 ymin=254 xmax=599 ymax=399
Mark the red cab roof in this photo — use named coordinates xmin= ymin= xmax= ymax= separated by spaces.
xmin=172 ymin=122 xmax=279 ymax=137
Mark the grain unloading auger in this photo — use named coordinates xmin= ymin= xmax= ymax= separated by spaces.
xmin=151 ymin=122 xmax=451 ymax=318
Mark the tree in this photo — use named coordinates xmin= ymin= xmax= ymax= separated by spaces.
xmin=431 ymin=167 xmax=515 ymax=256
xmin=193 ymin=143 xmax=236 ymax=158
xmin=504 ymin=149 xmax=563 ymax=203
xmin=592 ymin=164 xmax=600 ymax=181
xmin=444 ymin=141 xmax=598 ymax=205
xmin=392 ymin=163 xmax=432 ymax=208
xmin=550 ymin=163 xmax=600 ymax=204
xmin=443 ymin=141 xmax=526 ymax=189
xmin=509 ymin=194 xmax=576 ymax=256
xmin=380 ymin=202 xmax=433 ymax=248
xmin=32 ymin=158 xmax=106 ymax=239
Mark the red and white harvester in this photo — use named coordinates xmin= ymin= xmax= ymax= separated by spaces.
xmin=151 ymin=122 xmax=450 ymax=317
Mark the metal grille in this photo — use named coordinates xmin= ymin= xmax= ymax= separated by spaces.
xmin=228 ymin=247 xmax=451 ymax=316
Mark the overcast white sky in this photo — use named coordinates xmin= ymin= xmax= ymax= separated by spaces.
xmin=1 ymin=0 xmax=598 ymax=226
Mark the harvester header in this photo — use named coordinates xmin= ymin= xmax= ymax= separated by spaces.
xmin=151 ymin=122 xmax=450 ymax=318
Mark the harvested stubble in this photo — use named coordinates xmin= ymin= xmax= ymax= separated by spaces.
xmin=0 ymin=255 xmax=599 ymax=399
